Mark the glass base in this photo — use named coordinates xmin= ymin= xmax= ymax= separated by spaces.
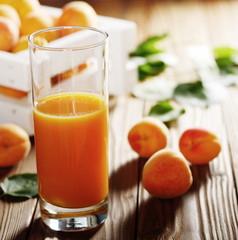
xmin=39 ymin=197 xmax=108 ymax=232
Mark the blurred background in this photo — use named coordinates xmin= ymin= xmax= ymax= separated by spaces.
xmin=39 ymin=0 xmax=238 ymax=82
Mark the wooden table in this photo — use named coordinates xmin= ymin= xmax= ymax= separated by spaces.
xmin=1 ymin=0 xmax=238 ymax=239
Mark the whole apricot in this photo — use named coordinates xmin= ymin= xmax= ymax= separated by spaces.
xmin=12 ymin=34 xmax=48 ymax=53
xmin=0 ymin=0 xmax=15 ymax=7
xmin=57 ymin=1 xmax=98 ymax=28
xmin=12 ymin=35 xmax=28 ymax=53
xmin=142 ymin=148 xmax=193 ymax=199
xmin=0 ymin=4 xmax=21 ymax=27
xmin=128 ymin=117 xmax=169 ymax=158
xmin=0 ymin=123 xmax=31 ymax=167
xmin=0 ymin=16 xmax=19 ymax=51
xmin=20 ymin=10 xmax=54 ymax=36
xmin=13 ymin=0 xmax=40 ymax=20
xmin=179 ymin=128 xmax=221 ymax=165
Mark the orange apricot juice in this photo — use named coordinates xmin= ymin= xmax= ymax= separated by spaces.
xmin=33 ymin=92 xmax=108 ymax=208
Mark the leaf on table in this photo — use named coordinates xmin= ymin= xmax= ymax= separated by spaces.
xmin=187 ymin=45 xmax=238 ymax=86
xmin=130 ymin=53 xmax=177 ymax=81
xmin=130 ymin=34 xmax=168 ymax=57
xmin=129 ymin=34 xmax=175 ymax=81
xmin=138 ymin=60 xmax=166 ymax=80
xmin=0 ymin=173 xmax=38 ymax=199
xmin=213 ymin=46 xmax=238 ymax=59
xmin=213 ymin=46 xmax=238 ymax=75
xmin=173 ymin=80 xmax=227 ymax=107
xmin=132 ymin=77 xmax=175 ymax=101
xmin=148 ymin=100 xmax=185 ymax=122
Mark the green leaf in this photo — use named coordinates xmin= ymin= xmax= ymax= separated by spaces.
xmin=173 ymin=80 xmax=227 ymax=107
xmin=0 ymin=173 xmax=38 ymax=199
xmin=215 ymin=58 xmax=238 ymax=74
xmin=148 ymin=100 xmax=185 ymax=122
xmin=213 ymin=46 xmax=238 ymax=74
xmin=130 ymin=34 xmax=167 ymax=57
xmin=138 ymin=60 xmax=166 ymax=80
xmin=213 ymin=46 xmax=238 ymax=59
xmin=215 ymin=57 xmax=235 ymax=69
xmin=174 ymin=80 xmax=207 ymax=99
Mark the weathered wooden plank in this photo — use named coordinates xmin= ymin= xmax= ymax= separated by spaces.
xmin=0 ymin=146 xmax=37 ymax=240
xmin=222 ymin=87 xmax=238 ymax=199
xmin=1 ymin=1 xmax=238 ymax=239
xmin=102 ymin=95 xmax=145 ymax=239
xmin=132 ymin=0 xmax=238 ymax=237
xmin=137 ymin=101 xmax=238 ymax=239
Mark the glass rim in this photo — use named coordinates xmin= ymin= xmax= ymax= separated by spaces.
xmin=28 ymin=26 xmax=109 ymax=51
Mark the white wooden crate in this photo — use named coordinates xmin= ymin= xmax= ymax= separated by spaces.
xmin=0 ymin=6 xmax=138 ymax=135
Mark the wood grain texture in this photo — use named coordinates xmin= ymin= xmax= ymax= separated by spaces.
xmin=0 ymin=146 xmax=37 ymax=240
xmin=1 ymin=0 xmax=238 ymax=239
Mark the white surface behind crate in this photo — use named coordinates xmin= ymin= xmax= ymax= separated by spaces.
xmin=100 ymin=16 xmax=138 ymax=94
xmin=0 ymin=6 xmax=138 ymax=135
xmin=0 ymin=51 xmax=31 ymax=91
xmin=0 ymin=95 xmax=34 ymax=134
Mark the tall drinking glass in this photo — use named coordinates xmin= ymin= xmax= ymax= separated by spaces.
xmin=28 ymin=26 xmax=109 ymax=232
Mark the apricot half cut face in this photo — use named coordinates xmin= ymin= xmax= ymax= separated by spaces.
xmin=179 ymin=128 xmax=221 ymax=165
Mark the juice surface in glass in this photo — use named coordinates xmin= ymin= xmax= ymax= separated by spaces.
xmin=33 ymin=92 xmax=108 ymax=208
